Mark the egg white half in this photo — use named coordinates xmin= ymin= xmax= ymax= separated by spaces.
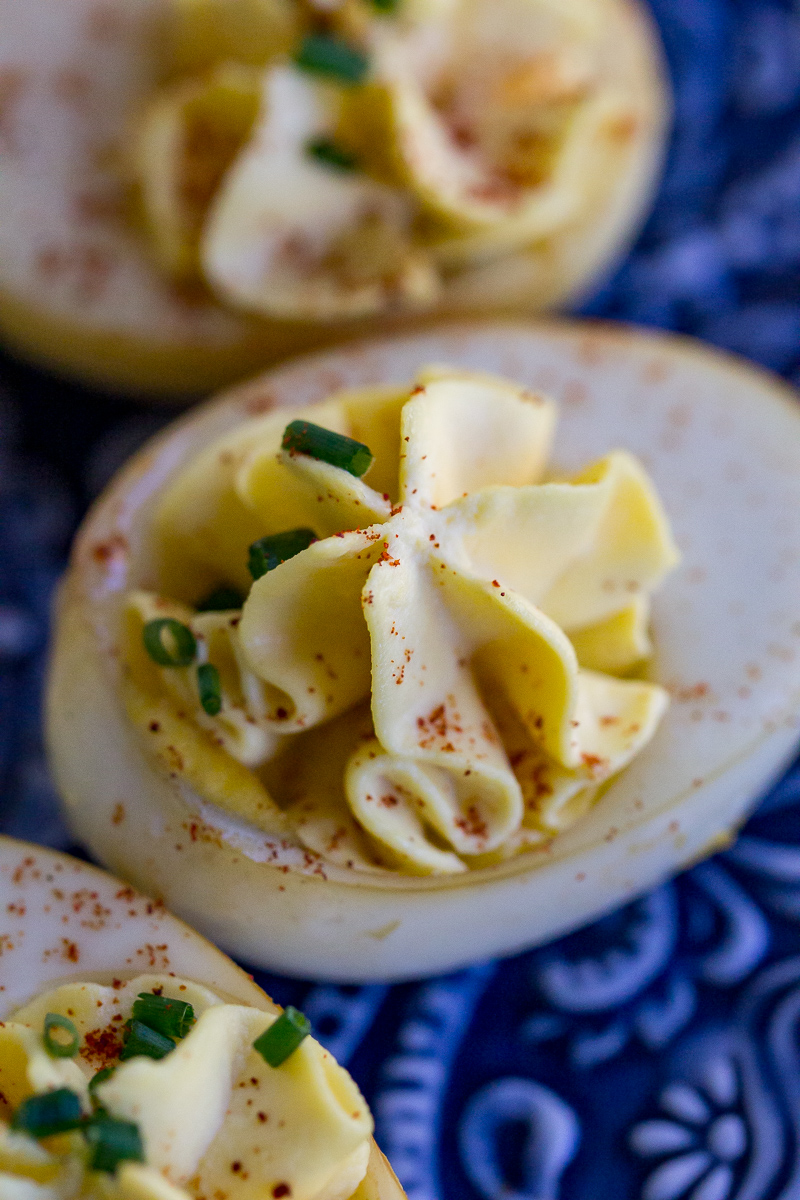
xmin=0 ymin=0 xmax=666 ymax=396
xmin=0 ymin=835 xmax=405 ymax=1200
xmin=46 ymin=321 xmax=800 ymax=978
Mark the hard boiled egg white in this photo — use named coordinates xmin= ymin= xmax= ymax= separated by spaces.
xmin=0 ymin=836 xmax=405 ymax=1200
xmin=46 ymin=321 xmax=800 ymax=979
xmin=0 ymin=0 xmax=665 ymax=396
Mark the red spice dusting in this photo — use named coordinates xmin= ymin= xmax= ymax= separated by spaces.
xmin=91 ymin=534 xmax=128 ymax=567
xmin=111 ymin=803 xmax=126 ymax=826
xmin=580 ymin=754 xmax=608 ymax=778
xmin=605 ymin=113 xmax=638 ymax=143
xmin=35 ymin=243 xmax=116 ymax=303
xmin=455 ymin=807 xmax=488 ymax=842
xmin=273 ymin=1186 xmax=291 ymax=1198
xmin=673 ymin=682 xmax=710 ymax=702
xmin=81 ymin=1024 xmax=124 ymax=1068
xmin=245 ymin=391 xmax=276 ymax=416
xmin=13 ymin=856 xmax=37 ymax=884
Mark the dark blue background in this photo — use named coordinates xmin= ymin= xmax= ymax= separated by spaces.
xmin=3 ymin=3 xmax=800 ymax=1197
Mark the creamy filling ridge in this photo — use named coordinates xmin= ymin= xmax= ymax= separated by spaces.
xmin=119 ymin=366 xmax=679 ymax=876
xmin=0 ymin=976 xmax=373 ymax=1200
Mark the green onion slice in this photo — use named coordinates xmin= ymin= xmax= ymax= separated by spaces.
xmin=371 ymin=0 xmax=400 ymax=10
xmin=294 ymin=34 xmax=369 ymax=84
xmin=88 ymin=1067 xmax=116 ymax=1107
xmin=132 ymin=992 xmax=196 ymax=1040
xmin=119 ymin=1019 xmax=175 ymax=1061
xmin=84 ymin=1114 xmax=144 ymax=1174
xmin=253 ymin=1006 xmax=311 ymax=1067
xmin=282 ymin=420 xmax=374 ymax=478
xmin=197 ymin=663 xmax=222 ymax=717
xmin=196 ymin=586 xmax=244 ymax=612
xmin=43 ymin=1013 xmax=80 ymax=1059
xmin=142 ymin=619 xmax=197 ymax=668
xmin=10 ymin=1089 xmax=84 ymax=1138
xmin=248 ymin=529 xmax=317 ymax=581
xmin=306 ymin=137 xmax=359 ymax=172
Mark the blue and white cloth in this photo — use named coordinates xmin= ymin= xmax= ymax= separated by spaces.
xmin=3 ymin=2 xmax=800 ymax=1197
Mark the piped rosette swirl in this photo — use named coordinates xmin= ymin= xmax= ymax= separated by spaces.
xmin=122 ymin=367 xmax=679 ymax=875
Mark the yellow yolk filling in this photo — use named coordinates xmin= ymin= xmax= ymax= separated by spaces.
xmin=120 ymin=367 xmax=679 ymax=876
xmin=0 ymin=977 xmax=373 ymax=1200
xmin=128 ymin=0 xmax=649 ymax=320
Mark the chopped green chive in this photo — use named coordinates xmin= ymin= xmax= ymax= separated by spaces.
xmin=294 ymin=34 xmax=369 ymax=84
xmin=84 ymin=1114 xmax=144 ymax=1174
xmin=306 ymin=137 xmax=359 ymax=172
xmin=371 ymin=0 xmax=400 ymax=10
xmin=282 ymin=421 xmax=374 ymax=478
xmin=253 ymin=1006 xmax=311 ymax=1067
xmin=119 ymin=1019 xmax=175 ymax=1061
xmin=196 ymin=586 xmax=244 ymax=612
xmin=197 ymin=663 xmax=222 ymax=716
xmin=10 ymin=1089 xmax=84 ymax=1138
xmin=43 ymin=1013 xmax=80 ymax=1059
xmin=132 ymin=992 xmax=196 ymax=1040
xmin=248 ymin=529 xmax=317 ymax=581
xmin=88 ymin=1067 xmax=116 ymax=1107
xmin=142 ymin=619 xmax=197 ymax=668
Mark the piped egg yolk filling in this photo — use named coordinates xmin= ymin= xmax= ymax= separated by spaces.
xmin=120 ymin=367 xmax=679 ymax=875
xmin=0 ymin=977 xmax=373 ymax=1200
xmin=129 ymin=0 xmax=641 ymax=319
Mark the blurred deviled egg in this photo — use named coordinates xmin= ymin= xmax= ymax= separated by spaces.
xmin=46 ymin=321 xmax=800 ymax=979
xmin=0 ymin=0 xmax=667 ymax=395
xmin=0 ymin=835 xmax=405 ymax=1200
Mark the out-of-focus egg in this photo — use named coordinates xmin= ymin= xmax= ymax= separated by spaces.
xmin=0 ymin=0 xmax=666 ymax=396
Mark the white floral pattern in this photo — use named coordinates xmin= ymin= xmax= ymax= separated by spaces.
xmin=630 ymin=1061 xmax=746 ymax=1200
xmin=6 ymin=3 xmax=800 ymax=1199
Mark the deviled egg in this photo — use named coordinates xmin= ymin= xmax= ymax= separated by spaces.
xmin=47 ymin=322 xmax=800 ymax=979
xmin=0 ymin=836 xmax=405 ymax=1200
xmin=0 ymin=0 xmax=666 ymax=395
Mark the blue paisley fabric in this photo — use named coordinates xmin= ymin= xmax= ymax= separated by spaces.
xmin=3 ymin=3 xmax=800 ymax=1198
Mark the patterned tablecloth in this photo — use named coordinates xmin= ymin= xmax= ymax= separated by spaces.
xmin=3 ymin=2 xmax=800 ymax=1198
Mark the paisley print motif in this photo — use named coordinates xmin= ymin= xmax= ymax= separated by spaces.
xmin=5 ymin=2 xmax=800 ymax=1198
